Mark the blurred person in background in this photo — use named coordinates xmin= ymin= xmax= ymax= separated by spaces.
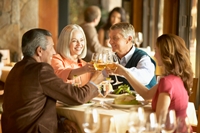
xmin=80 ymin=5 xmax=111 ymax=62
xmin=98 ymin=7 xmax=127 ymax=47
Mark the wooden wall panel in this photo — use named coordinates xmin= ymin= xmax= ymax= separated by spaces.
xmin=163 ymin=0 xmax=179 ymax=34
xmin=133 ymin=0 xmax=143 ymax=32
xmin=39 ymin=0 xmax=58 ymax=47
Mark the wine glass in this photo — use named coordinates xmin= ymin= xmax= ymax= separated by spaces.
xmin=176 ymin=116 xmax=192 ymax=133
xmin=92 ymin=53 xmax=107 ymax=71
xmin=102 ymin=117 xmax=117 ymax=133
xmin=99 ymin=77 xmax=113 ymax=97
xmin=160 ymin=110 xmax=177 ymax=133
xmin=72 ymin=75 xmax=81 ymax=87
xmin=106 ymin=53 xmax=123 ymax=86
xmin=135 ymin=32 xmax=143 ymax=47
xmin=91 ymin=53 xmax=99 ymax=64
xmin=128 ymin=107 xmax=146 ymax=133
xmin=82 ymin=108 xmax=100 ymax=133
xmin=142 ymin=112 xmax=159 ymax=133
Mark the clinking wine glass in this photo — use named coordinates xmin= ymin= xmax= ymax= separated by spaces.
xmin=92 ymin=53 xmax=107 ymax=71
xmin=135 ymin=32 xmax=143 ymax=47
xmin=107 ymin=53 xmax=123 ymax=86
xmin=82 ymin=108 xmax=100 ymax=133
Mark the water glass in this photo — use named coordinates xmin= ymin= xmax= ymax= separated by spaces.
xmin=176 ymin=116 xmax=192 ymax=133
xmin=82 ymin=108 xmax=100 ymax=133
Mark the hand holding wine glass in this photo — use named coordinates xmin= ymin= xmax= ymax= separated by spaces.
xmin=106 ymin=53 xmax=123 ymax=86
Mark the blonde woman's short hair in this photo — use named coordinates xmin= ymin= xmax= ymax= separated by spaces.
xmin=56 ymin=24 xmax=87 ymax=59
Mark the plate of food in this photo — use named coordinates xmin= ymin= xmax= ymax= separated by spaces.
xmin=105 ymin=94 xmax=143 ymax=109
xmin=107 ymin=84 xmax=136 ymax=98
xmin=57 ymin=101 xmax=95 ymax=108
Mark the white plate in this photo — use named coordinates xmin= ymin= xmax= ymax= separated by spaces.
xmin=105 ymin=100 xmax=142 ymax=109
xmin=107 ymin=93 xmax=129 ymax=98
xmin=57 ymin=101 xmax=95 ymax=108
xmin=107 ymin=91 xmax=137 ymax=98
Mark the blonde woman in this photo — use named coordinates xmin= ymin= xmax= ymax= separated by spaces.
xmin=51 ymin=24 xmax=95 ymax=86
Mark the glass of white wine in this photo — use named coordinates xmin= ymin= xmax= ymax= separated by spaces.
xmin=92 ymin=53 xmax=107 ymax=71
xmin=106 ymin=53 xmax=123 ymax=86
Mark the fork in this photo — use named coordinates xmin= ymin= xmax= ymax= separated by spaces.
xmin=92 ymin=101 xmax=113 ymax=110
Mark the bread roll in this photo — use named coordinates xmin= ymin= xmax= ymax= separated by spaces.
xmin=114 ymin=95 xmax=140 ymax=105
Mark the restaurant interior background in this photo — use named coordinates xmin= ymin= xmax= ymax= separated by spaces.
xmin=0 ymin=0 xmax=199 ymax=109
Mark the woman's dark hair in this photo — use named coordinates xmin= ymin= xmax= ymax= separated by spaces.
xmin=103 ymin=7 xmax=126 ymax=30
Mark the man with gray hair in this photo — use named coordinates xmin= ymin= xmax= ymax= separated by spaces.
xmin=1 ymin=28 xmax=103 ymax=133
xmin=108 ymin=22 xmax=157 ymax=90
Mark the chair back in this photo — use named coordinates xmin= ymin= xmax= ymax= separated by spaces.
xmin=189 ymin=78 xmax=198 ymax=107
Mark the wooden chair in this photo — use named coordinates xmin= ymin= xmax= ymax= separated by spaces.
xmin=189 ymin=78 xmax=198 ymax=107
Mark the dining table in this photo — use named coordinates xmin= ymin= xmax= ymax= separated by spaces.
xmin=56 ymin=97 xmax=197 ymax=133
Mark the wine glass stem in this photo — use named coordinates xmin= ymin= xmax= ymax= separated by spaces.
xmin=114 ymin=75 xmax=120 ymax=83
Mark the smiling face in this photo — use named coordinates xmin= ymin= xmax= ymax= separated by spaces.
xmin=69 ymin=30 xmax=85 ymax=58
xmin=109 ymin=29 xmax=133 ymax=58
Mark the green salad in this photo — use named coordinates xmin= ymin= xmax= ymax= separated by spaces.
xmin=111 ymin=84 xmax=136 ymax=96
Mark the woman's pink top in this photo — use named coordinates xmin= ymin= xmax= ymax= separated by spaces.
xmin=152 ymin=74 xmax=189 ymax=118
xmin=51 ymin=54 xmax=91 ymax=86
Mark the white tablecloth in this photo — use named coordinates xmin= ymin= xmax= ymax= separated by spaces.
xmin=57 ymin=97 xmax=197 ymax=133
xmin=57 ymin=99 xmax=135 ymax=133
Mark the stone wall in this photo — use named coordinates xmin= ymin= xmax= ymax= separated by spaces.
xmin=0 ymin=0 xmax=38 ymax=62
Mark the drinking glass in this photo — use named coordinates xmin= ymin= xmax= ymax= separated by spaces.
xmin=106 ymin=53 xmax=123 ymax=85
xmin=102 ymin=117 xmax=117 ymax=133
xmin=135 ymin=32 xmax=143 ymax=47
xmin=91 ymin=53 xmax=99 ymax=64
xmin=128 ymin=107 xmax=146 ymax=133
xmin=99 ymin=77 xmax=113 ymax=97
xmin=142 ymin=112 xmax=159 ymax=133
xmin=176 ymin=116 xmax=191 ymax=133
xmin=92 ymin=53 xmax=107 ymax=71
xmin=82 ymin=108 xmax=100 ymax=133
xmin=72 ymin=75 xmax=81 ymax=87
xmin=160 ymin=110 xmax=177 ymax=133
